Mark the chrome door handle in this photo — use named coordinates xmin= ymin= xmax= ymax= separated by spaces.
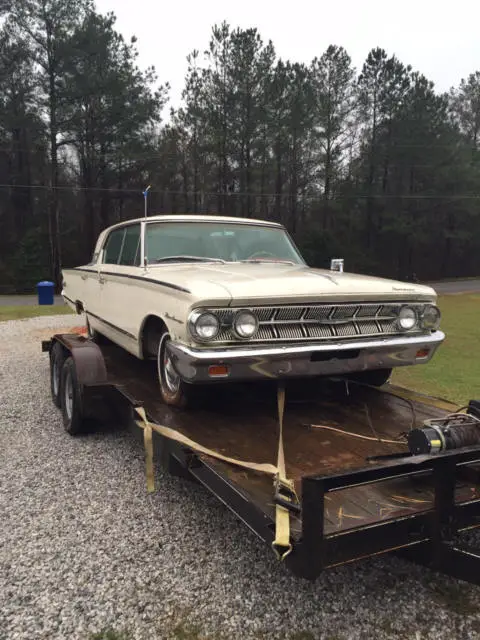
xmin=99 ymin=275 xmax=105 ymax=284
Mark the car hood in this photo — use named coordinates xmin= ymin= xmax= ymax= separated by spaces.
xmin=147 ymin=263 xmax=437 ymax=306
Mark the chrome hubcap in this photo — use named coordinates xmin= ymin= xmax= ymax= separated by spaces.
xmin=159 ymin=335 xmax=180 ymax=394
xmin=53 ymin=359 xmax=59 ymax=396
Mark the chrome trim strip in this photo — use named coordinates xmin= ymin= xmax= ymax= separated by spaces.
xmin=68 ymin=267 xmax=191 ymax=294
xmin=86 ymin=310 xmax=137 ymax=341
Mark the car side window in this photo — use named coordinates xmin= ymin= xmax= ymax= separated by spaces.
xmin=103 ymin=228 xmax=125 ymax=264
xmin=118 ymin=224 xmax=141 ymax=266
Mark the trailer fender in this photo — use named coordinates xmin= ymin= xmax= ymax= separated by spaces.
xmin=44 ymin=334 xmax=108 ymax=387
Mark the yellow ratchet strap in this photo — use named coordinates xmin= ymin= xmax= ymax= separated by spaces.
xmin=271 ymin=384 xmax=299 ymax=561
xmin=135 ymin=384 xmax=299 ymax=562
xmin=135 ymin=406 xmax=278 ymax=490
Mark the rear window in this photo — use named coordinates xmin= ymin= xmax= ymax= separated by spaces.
xmin=119 ymin=225 xmax=140 ymax=266
xmin=103 ymin=229 xmax=124 ymax=264
xmin=103 ymin=224 xmax=141 ymax=265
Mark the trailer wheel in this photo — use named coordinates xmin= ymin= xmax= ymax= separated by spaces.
xmin=50 ymin=341 xmax=66 ymax=408
xmin=60 ymin=356 xmax=87 ymax=434
xmin=157 ymin=332 xmax=195 ymax=409
xmin=348 ymin=368 xmax=393 ymax=387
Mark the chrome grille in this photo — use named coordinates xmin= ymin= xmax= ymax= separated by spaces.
xmin=276 ymin=307 xmax=304 ymax=321
xmin=335 ymin=323 xmax=358 ymax=337
xmin=332 ymin=305 xmax=357 ymax=320
xmin=305 ymin=306 xmax=332 ymax=320
xmin=307 ymin=325 xmax=334 ymax=339
xmin=209 ymin=302 xmax=428 ymax=344
xmin=357 ymin=321 xmax=381 ymax=335
xmin=277 ymin=324 xmax=304 ymax=340
xmin=256 ymin=307 xmax=274 ymax=321
xmin=356 ymin=304 xmax=381 ymax=318
xmin=378 ymin=319 xmax=399 ymax=333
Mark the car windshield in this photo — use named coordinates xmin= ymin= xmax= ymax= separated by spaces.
xmin=145 ymin=221 xmax=305 ymax=265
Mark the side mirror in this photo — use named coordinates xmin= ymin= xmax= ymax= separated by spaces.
xmin=330 ymin=258 xmax=344 ymax=273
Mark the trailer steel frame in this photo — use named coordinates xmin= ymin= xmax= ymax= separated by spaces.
xmin=42 ymin=334 xmax=480 ymax=585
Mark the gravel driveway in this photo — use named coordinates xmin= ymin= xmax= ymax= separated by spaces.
xmin=1 ymin=315 xmax=480 ymax=640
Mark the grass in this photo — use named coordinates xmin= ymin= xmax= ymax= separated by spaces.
xmin=172 ymin=622 xmax=204 ymax=639
xmin=0 ymin=304 xmax=74 ymax=322
xmin=393 ymin=293 xmax=480 ymax=406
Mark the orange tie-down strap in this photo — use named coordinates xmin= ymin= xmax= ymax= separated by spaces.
xmin=135 ymin=385 xmax=299 ymax=561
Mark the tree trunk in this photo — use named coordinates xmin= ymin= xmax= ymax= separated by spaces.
xmin=260 ymin=123 xmax=268 ymax=218
xmin=99 ymin=143 xmax=109 ymax=228
xmin=274 ymin=142 xmax=283 ymax=222
xmin=365 ymin=95 xmax=377 ymax=251
xmin=49 ymin=82 xmax=61 ymax=288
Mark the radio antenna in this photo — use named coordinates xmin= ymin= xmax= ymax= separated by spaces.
xmin=143 ymin=185 xmax=151 ymax=218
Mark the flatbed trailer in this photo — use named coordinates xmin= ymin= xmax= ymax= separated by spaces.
xmin=43 ymin=332 xmax=480 ymax=585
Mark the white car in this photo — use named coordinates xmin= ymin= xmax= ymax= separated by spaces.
xmin=62 ymin=214 xmax=444 ymax=407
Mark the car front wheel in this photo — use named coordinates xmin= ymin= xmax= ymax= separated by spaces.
xmin=157 ymin=332 xmax=193 ymax=408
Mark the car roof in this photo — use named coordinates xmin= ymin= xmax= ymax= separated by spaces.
xmin=102 ymin=214 xmax=285 ymax=234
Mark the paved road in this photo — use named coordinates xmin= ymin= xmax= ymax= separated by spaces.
xmin=426 ymin=279 xmax=480 ymax=294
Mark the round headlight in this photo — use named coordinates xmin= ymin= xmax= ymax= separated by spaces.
xmin=190 ymin=311 xmax=220 ymax=341
xmin=398 ymin=306 xmax=417 ymax=331
xmin=421 ymin=304 xmax=441 ymax=330
xmin=233 ymin=310 xmax=259 ymax=339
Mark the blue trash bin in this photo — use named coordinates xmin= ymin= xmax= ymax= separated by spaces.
xmin=37 ymin=280 xmax=55 ymax=305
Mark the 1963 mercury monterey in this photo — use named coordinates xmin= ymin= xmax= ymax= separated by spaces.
xmin=61 ymin=215 xmax=444 ymax=407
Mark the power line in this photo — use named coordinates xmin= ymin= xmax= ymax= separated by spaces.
xmin=0 ymin=183 xmax=140 ymax=193
xmin=0 ymin=143 xmax=476 ymax=157
xmin=0 ymin=183 xmax=479 ymax=199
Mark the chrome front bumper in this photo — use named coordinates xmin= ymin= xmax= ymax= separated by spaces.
xmin=167 ymin=331 xmax=445 ymax=384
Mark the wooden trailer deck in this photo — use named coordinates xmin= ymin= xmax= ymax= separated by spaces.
xmin=100 ymin=343 xmax=480 ymax=537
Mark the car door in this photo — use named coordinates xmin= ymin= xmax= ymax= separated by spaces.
xmin=95 ymin=226 xmax=126 ymax=337
xmin=98 ymin=223 xmax=142 ymax=352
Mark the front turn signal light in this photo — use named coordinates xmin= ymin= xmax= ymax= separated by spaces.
xmin=208 ymin=365 xmax=230 ymax=378
xmin=416 ymin=349 xmax=430 ymax=359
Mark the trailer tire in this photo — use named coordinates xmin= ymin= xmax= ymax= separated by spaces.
xmin=50 ymin=341 xmax=66 ymax=408
xmin=347 ymin=368 xmax=393 ymax=387
xmin=60 ymin=356 xmax=87 ymax=434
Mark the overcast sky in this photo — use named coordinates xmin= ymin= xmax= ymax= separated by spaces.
xmin=95 ymin=0 xmax=480 ymax=114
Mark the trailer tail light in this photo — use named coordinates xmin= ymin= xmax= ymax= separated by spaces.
xmin=416 ymin=349 xmax=430 ymax=359
xmin=208 ymin=364 xmax=230 ymax=378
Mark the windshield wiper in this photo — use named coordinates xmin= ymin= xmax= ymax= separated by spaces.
xmin=150 ymin=255 xmax=226 ymax=264
xmin=239 ymin=258 xmax=296 ymax=265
